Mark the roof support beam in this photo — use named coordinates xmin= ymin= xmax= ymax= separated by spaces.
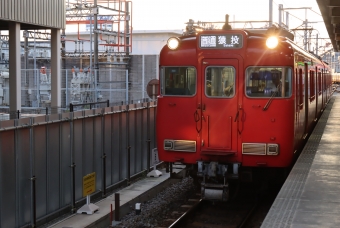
xmin=332 ymin=7 xmax=340 ymax=16
xmin=334 ymin=24 xmax=340 ymax=33
xmin=330 ymin=0 xmax=340 ymax=7
xmin=331 ymin=17 xmax=340 ymax=24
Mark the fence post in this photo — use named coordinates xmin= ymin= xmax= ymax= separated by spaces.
xmin=70 ymin=111 xmax=76 ymax=213
xmin=126 ymin=105 xmax=131 ymax=185
xmin=102 ymin=109 xmax=107 ymax=198
xmin=146 ymin=102 xmax=151 ymax=173
xmin=29 ymin=117 xmax=36 ymax=227
xmin=71 ymin=162 xmax=76 ymax=213
xmin=30 ymin=176 xmax=37 ymax=227
xmin=102 ymin=153 xmax=106 ymax=197
xmin=115 ymin=193 xmax=120 ymax=221
xmin=127 ymin=146 xmax=131 ymax=185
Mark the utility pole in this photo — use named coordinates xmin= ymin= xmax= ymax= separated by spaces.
xmin=282 ymin=7 xmax=312 ymax=51
xmin=94 ymin=0 xmax=99 ymax=102
xmin=94 ymin=0 xmax=98 ymax=70
xmin=304 ymin=7 xmax=308 ymax=50
xmin=269 ymin=0 xmax=273 ymax=27
xmin=125 ymin=1 xmax=130 ymax=55
xmin=279 ymin=4 xmax=283 ymax=27
xmin=316 ymin=34 xmax=318 ymax=55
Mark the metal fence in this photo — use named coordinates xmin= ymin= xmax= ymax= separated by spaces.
xmin=0 ymin=100 xmax=157 ymax=228
xmin=0 ymin=67 xmax=152 ymax=109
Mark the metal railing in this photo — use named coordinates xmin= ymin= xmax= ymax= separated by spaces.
xmin=0 ymin=97 xmax=154 ymax=121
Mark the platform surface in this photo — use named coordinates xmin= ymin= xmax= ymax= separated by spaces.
xmin=262 ymin=92 xmax=340 ymax=228
xmin=47 ymin=166 xmax=184 ymax=228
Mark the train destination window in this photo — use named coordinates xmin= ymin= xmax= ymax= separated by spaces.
xmin=161 ymin=67 xmax=196 ymax=96
xmin=200 ymin=34 xmax=243 ymax=49
xmin=205 ymin=66 xmax=235 ymax=98
xmin=245 ymin=67 xmax=292 ymax=98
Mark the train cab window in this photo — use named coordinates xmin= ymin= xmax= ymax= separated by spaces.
xmin=205 ymin=66 xmax=235 ymax=97
xmin=160 ymin=67 xmax=196 ymax=96
xmin=245 ymin=67 xmax=292 ymax=98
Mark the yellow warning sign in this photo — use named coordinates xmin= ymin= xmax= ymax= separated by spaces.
xmin=83 ymin=172 xmax=96 ymax=197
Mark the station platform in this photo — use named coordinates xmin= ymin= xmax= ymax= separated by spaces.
xmin=261 ymin=91 xmax=340 ymax=227
xmin=47 ymin=166 xmax=184 ymax=228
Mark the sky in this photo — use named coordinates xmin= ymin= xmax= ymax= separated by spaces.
xmin=131 ymin=0 xmax=330 ymax=52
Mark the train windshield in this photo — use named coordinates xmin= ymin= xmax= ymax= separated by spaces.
xmin=160 ymin=67 xmax=196 ymax=96
xmin=205 ymin=67 xmax=235 ymax=97
xmin=245 ymin=67 xmax=292 ymax=98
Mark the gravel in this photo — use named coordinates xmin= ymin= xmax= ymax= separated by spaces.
xmin=115 ymin=177 xmax=195 ymax=228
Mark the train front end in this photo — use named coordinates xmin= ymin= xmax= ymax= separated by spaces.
xmin=157 ymin=24 xmax=296 ymax=201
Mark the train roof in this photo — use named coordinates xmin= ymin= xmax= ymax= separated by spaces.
xmin=165 ymin=18 xmax=329 ymax=69
xmin=244 ymin=27 xmax=294 ymax=41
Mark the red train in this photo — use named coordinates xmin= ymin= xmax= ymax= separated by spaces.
xmin=156 ymin=16 xmax=333 ymax=201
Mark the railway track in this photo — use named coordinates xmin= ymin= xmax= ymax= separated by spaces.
xmin=111 ymin=167 xmax=284 ymax=228
xmin=164 ymin=195 xmax=257 ymax=228
xmin=162 ymin=179 xmax=282 ymax=228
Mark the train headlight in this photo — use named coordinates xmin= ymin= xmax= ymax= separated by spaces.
xmin=266 ymin=36 xmax=279 ymax=49
xmin=167 ymin=37 xmax=180 ymax=50
xmin=267 ymin=144 xmax=279 ymax=155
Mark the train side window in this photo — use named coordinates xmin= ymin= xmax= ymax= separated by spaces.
xmin=299 ymin=68 xmax=303 ymax=109
xmin=205 ymin=66 xmax=235 ymax=98
xmin=318 ymin=71 xmax=321 ymax=94
xmin=245 ymin=67 xmax=292 ymax=98
xmin=160 ymin=67 xmax=196 ymax=96
xmin=310 ymin=70 xmax=315 ymax=100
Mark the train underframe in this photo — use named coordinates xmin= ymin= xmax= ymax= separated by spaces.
xmin=187 ymin=161 xmax=289 ymax=202
xmin=195 ymin=161 xmax=240 ymax=202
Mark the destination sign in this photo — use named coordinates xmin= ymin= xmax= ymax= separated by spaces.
xmin=200 ymin=34 xmax=243 ymax=49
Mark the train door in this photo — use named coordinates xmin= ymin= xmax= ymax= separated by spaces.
xmin=304 ymin=63 xmax=309 ymax=135
xmin=318 ymin=71 xmax=322 ymax=111
xmin=315 ymin=67 xmax=319 ymax=119
xmin=200 ymin=58 xmax=238 ymax=155
xmin=324 ymin=69 xmax=327 ymax=106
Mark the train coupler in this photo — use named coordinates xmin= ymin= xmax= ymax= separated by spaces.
xmin=201 ymin=183 xmax=229 ymax=201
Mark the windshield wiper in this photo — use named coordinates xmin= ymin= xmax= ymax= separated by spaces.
xmin=263 ymin=82 xmax=281 ymax=111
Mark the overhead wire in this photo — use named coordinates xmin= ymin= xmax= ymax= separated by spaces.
xmin=272 ymin=0 xmax=306 ymax=24
xmin=309 ymin=8 xmax=322 ymax=16
xmin=271 ymin=0 xmax=329 ymax=51
xmin=269 ymin=0 xmax=333 ymax=58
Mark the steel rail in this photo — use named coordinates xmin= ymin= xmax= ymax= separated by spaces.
xmin=168 ymin=199 xmax=203 ymax=228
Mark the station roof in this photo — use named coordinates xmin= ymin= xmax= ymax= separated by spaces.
xmin=0 ymin=0 xmax=65 ymax=30
xmin=317 ymin=0 xmax=340 ymax=52
xmin=0 ymin=22 xmax=49 ymax=30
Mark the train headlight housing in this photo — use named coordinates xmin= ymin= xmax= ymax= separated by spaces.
xmin=167 ymin=37 xmax=180 ymax=50
xmin=266 ymin=36 xmax=279 ymax=49
xmin=242 ymin=143 xmax=279 ymax=155
xmin=267 ymin=144 xmax=279 ymax=155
